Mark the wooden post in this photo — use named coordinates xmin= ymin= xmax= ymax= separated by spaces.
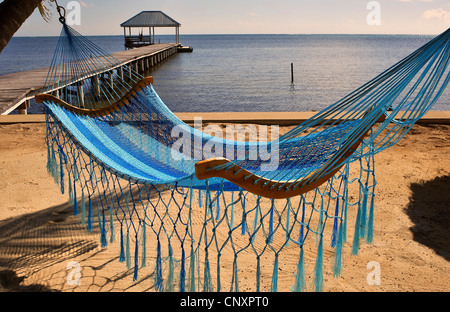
xmin=77 ymin=83 xmax=85 ymax=108
xmin=123 ymin=27 xmax=126 ymax=48
xmin=108 ymin=72 xmax=114 ymax=89
xmin=291 ymin=63 xmax=294 ymax=84
xmin=119 ymin=66 xmax=124 ymax=81
xmin=17 ymin=100 xmax=30 ymax=115
xmin=92 ymin=75 xmax=101 ymax=96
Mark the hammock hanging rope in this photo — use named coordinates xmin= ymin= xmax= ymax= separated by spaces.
xmin=35 ymin=14 xmax=450 ymax=292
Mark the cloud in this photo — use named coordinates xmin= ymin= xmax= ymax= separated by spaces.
xmin=422 ymin=8 xmax=450 ymax=20
xmin=79 ymin=1 xmax=94 ymax=8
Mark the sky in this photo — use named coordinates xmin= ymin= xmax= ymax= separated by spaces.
xmin=11 ymin=0 xmax=450 ymax=37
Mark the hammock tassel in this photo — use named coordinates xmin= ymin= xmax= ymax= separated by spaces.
xmin=241 ymin=192 xmax=246 ymax=235
xmin=230 ymin=191 xmax=235 ymax=228
xmin=331 ymin=197 xmax=340 ymax=248
xmin=100 ymin=209 xmax=107 ymax=248
xmin=231 ymin=256 xmax=239 ymax=292
xmin=73 ymin=157 xmax=78 ymax=181
xmin=292 ymin=247 xmax=305 ymax=292
xmin=126 ymin=229 xmax=131 ymax=269
xmin=313 ymin=236 xmax=324 ymax=292
xmin=68 ymin=176 xmax=73 ymax=206
xmin=317 ymin=200 xmax=324 ymax=245
xmin=215 ymin=191 xmax=220 ymax=221
xmin=133 ymin=235 xmax=139 ymax=282
xmin=203 ymin=248 xmax=212 ymax=292
xmin=343 ymin=197 xmax=348 ymax=244
xmin=352 ymin=204 xmax=361 ymax=256
xmin=72 ymin=180 xmax=78 ymax=216
xmin=46 ymin=141 xmax=52 ymax=176
xmin=270 ymin=254 xmax=279 ymax=292
xmin=189 ymin=245 xmax=196 ymax=292
xmin=285 ymin=198 xmax=291 ymax=246
xmin=141 ymin=222 xmax=146 ymax=267
xmin=96 ymin=201 xmax=102 ymax=240
xmin=366 ymin=193 xmax=375 ymax=244
xmin=59 ymin=151 xmax=65 ymax=194
xmin=109 ymin=206 xmax=114 ymax=244
xmin=119 ymin=225 xmax=125 ymax=263
xmin=252 ymin=198 xmax=260 ymax=243
xmin=87 ymin=195 xmax=92 ymax=232
xmin=166 ymin=243 xmax=175 ymax=291
xmin=299 ymin=198 xmax=306 ymax=245
xmin=256 ymin=256 xmax=261 ymax=292
xmin=155 ymin=240 xmax=163 ymax=291
xmin=50 ymin=146 xmax=58 ymax=185
xmin=179 ymin=246 xmax=186 ymax=292
xmin=81 ymin=190 xmax=85 ymax=226
xmin=268 ymin=199 xmax=274 ymax=244
xmin=216 ymin=254 xmax=221 ymax=292
xmin=360 ymin=187 xmax=369 ymax=239
xmin=333 ymin=219 xmax=344 ymax=278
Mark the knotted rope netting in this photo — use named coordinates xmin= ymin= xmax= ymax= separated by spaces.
xmin=37 ymin=17 xmax=449 ymax=291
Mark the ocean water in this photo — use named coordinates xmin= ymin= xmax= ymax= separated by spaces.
xmin=1 ymin=34 xmax=449 ymax=113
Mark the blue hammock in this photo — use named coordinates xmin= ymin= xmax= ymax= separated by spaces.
xmin=36 ymin=20 xmax=450 ymax=292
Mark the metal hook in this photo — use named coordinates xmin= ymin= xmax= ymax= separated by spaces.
xmin=51 ymin=0 xmax=66 ymax=23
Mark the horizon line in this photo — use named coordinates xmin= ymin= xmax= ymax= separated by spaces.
xmin=12 ymin=32 xmax=438 ymax=38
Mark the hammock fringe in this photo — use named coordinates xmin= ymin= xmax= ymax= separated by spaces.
xmin=38 ymin=24 xmax=449 ymax=292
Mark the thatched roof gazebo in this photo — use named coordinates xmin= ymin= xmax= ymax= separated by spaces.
xmin=120 ymin=11 xmax=181 ymax=49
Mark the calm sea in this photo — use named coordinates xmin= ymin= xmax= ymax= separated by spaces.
xmin=1 ymin=34 xmax=449 ymax=113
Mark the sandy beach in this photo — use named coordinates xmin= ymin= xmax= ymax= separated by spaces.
xmin=0 ymin=119 xmax=449 ymax=292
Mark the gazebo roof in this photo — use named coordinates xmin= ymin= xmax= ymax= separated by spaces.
xmin=120 ymin=11 xmax=181 ymax=28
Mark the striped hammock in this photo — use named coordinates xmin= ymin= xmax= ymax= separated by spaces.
xmin=35 ymin=21 xmax=450 ymax=292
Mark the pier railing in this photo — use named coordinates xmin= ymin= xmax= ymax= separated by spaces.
xmin=124 ymin=35 xmax=154 ymax=49
xmin=0 ymin=43 xmax=180 ymax=115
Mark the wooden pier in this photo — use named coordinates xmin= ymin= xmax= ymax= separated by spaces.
xmin=0 ymin=43 xmax=180 ymax=115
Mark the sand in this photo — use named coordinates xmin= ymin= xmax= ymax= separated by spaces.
xmin=0 ymin=120 xmax=449 ymax=292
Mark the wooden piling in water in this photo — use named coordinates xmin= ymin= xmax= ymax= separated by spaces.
xmin=291 ymin=63 xmax=294 ymax=84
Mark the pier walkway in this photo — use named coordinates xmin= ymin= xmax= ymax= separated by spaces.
xmin=0 ymin=43 xmax=180 ymax=115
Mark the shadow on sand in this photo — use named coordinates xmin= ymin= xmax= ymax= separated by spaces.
xmin=406 ymin=175 xmax=450 ymax=261
xmin=0 ymin=185 xmax=167 ymax=292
